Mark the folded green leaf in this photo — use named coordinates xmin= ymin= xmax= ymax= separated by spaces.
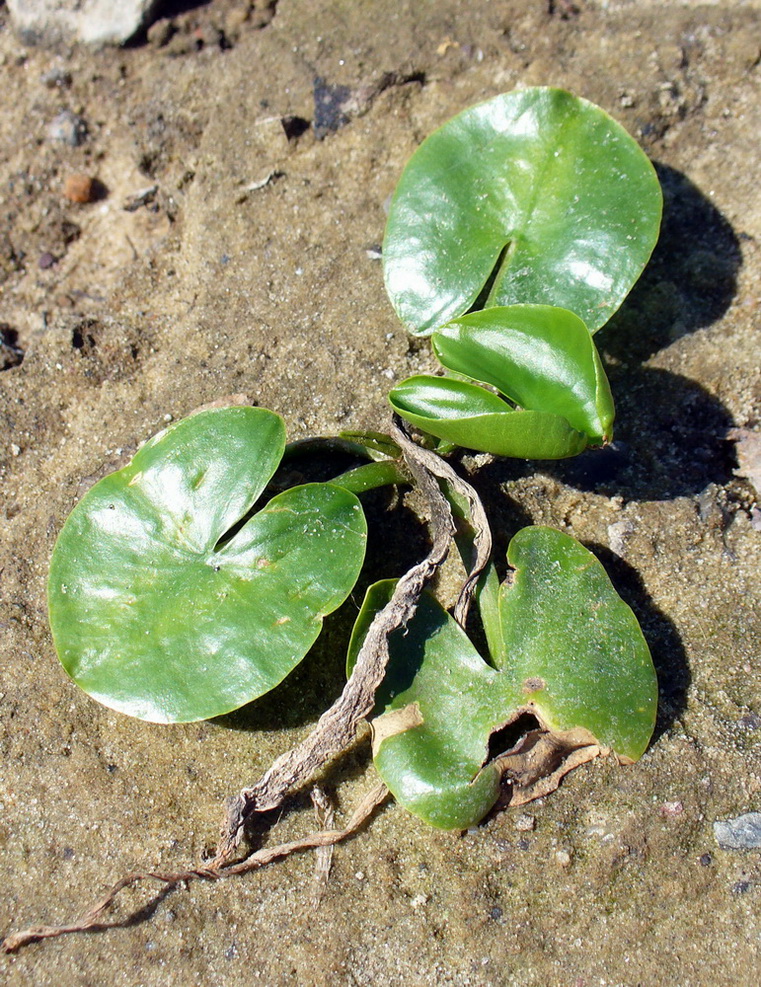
xmin=49 ymin=407 xmax=367 ymax=723
xmin=433 ymin=305 xmax=614 ymax=443
xmin=348 ymin=527 xmax=657 ymax=829
xmin=383 ymin=87 xmax=662 ymax=336
xmin=388 ymin=374 xmax=588 ymax=459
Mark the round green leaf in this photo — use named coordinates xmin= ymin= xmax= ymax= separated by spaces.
xmin=433 ymin=305 xmax=614 ymax=442
xmin=347 ymin=528 xmax=657 ymax=828
xmin=388 ymin=374 xmax=588 ymax=459
xmin=49 ymin=407 xmax=367 ymax=723
xmin=383 ymin=87 xmax=662 ymax=336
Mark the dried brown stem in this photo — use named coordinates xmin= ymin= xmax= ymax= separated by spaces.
xmin=311 ymin=785 xmax=336 ymax=904
xmin=2 ymin=782 xmax=388 ymax=954
xmin=214 ymin=418 xmax=468 ymax=862
xmin=433 ymin=459 xmax=492 ymax=628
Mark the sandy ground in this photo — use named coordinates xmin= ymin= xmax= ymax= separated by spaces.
xmin=1 ymin=1 xmax=760 ymax=984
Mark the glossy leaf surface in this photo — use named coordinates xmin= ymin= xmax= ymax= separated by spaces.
xmin=49 ymin=408 xmax=367 ymax=723
xmin=348 ymin=580 xmax=505 ymax=830
xmin=499 ymin=527 xmax=657 ymax=757
xmin=383 ymin=87 xmax=662 ymax=335
xmin=348 ymin=527 xmax=657 ymax=829
xmin=433 ymin=305 xmax=614 ymax=442
xmin=388 ymin=374 xmax=589 ymax=459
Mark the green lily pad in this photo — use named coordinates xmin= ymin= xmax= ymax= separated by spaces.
xmin=348 ymin=527 xmax=657 ymax=829
xmin=383 ymin=87 xmax=662 ymax=336
xmin=49 ymin=407 xmax=367 ymax=723
xmin=433 ymin=305 xmax=614 ymax=443
xmin=388 ymin=374 xmax=589 ymax=459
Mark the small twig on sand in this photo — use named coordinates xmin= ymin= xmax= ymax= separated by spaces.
xmin=311 ymin=786 xmax=336 ymax=904
xmin=2 ymin=782 xmax=389 ymax=953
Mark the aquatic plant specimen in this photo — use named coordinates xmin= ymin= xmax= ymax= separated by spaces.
xmin=5 ymin=85 xmax=663 ymax=955
xmin=349 ymin=528 xmax=656 ymax=829
xmin=383 ymin=86 xmax=662 ymax=336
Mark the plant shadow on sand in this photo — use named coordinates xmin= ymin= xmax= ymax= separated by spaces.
xmin=550 ymin=162 xmax=742 ymax=501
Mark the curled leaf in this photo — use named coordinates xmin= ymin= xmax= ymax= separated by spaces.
xmin=433 ymin=305 xmax=614 ymax=443
xmin=388 ymin=374 xmax=589 ymax=459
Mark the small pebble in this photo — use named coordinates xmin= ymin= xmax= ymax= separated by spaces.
xmin=489 ymin=905 xmax=503 ymax=920
xmin=608 ymin=519 xmax=635 ymax=557
xmin=64 ymin=174 xmax=95 ymax=204
xmin=514 ymin=813 xmax=536 ymax=832
xmin=555 ymin=849 xmax=572 ymax=867
xmin=312 ymin=76 xmax=353 ymax=140
xmin=731 ymin=880 xmax=751 ymax=895
xmin=8 ymin=0 xmax=157 ymax=45
xmin=660 ymin=800 xmax=684 ymax=818
xmin=38 ymin=251 xmax=56 ymax=269
xmin=41 ymin=68 xmax=72 ymax=89
xmin=47 ymin=110 xmax=88 ymax=147
xmin=123 ymin=184 xmax=158 ymax=212
xmin=147 ymin=18 xmax=175 ymax=47
xmin=699 ymin=853 xmax=712 ymax=867
xmin=714 ymin=812 xmax=761 ymax=850
xmin=737 ymin=712 xmax=761 ymax=731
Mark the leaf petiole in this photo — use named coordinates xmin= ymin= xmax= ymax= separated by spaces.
xmin=331 ymin=458 xmax=411 ymax=494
